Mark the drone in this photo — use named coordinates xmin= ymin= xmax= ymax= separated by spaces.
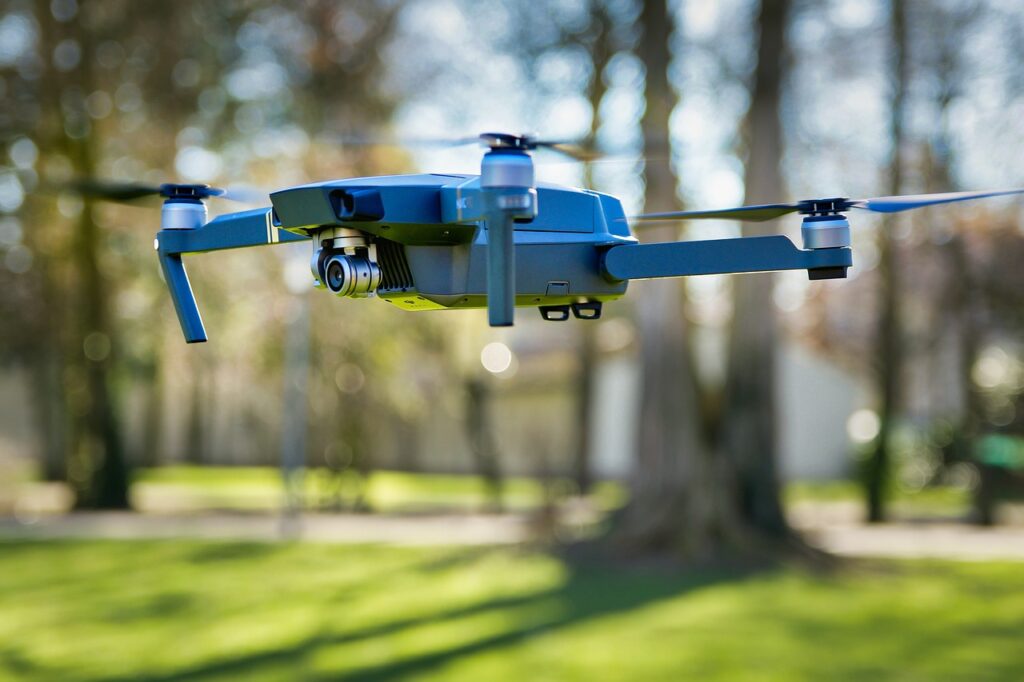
xmin=74 ymin=132 xmax=1024 ymax=343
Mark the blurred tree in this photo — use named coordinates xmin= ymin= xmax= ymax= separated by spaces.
xmin=721 ymin=0 xmax=790 ymax=539
xmin=918 ymin=2 xmax=982 ymax=514
xmin=36 ymin=3 xmax=129 ymax=508
xmin=464 ymin=377 xmax=504 ymax=513
xmin=613 ymin=0 xmax=710 ymax=553
xmin=614 ymin=0 xmax=800 ymax=559
xmin=865 ymin=0 xmax=910 ymax=523
xmin=572 ymin=0 xmax=620 ymax=496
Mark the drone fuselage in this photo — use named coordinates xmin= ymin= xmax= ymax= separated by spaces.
xmin=156 ymin=172 xmax=851 ymax=343
xmin=268 ymin=173 xmax=635 ymax=313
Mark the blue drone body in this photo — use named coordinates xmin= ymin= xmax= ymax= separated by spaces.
xmin=110 ymin=132 xmax=1017 ymax=343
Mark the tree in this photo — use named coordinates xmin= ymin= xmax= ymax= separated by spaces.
xmin=614 ymin=0 xmax=802 ymax=559
xmin=572 ymin=0 xmax=620 ymax=496
xmin=721 ymin=0 xmax=790 ymax=539
xmin=34 ymin=3 xmax=130 ymax=508
xmin=864 ymin=0 xmax=910 ymax=523
xmin=613 ymin=0 xmax=711 ymax=553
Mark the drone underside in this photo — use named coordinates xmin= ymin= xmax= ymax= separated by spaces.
xmin=268 ymin=173 xmax=633 ymax=318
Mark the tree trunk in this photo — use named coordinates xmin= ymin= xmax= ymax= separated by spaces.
xmin=573 ymin=1 xmax=616 ymax=496
xmin=612 ymin=0 xmax=809 ymax=560
xmin=30 ymin=347 xmax=68 ymax=481
xmin=465 ymin=378 xmax=504 ymax=513
xmin=721 ymin=0 xmax=790 ymax=539
xmin=140 ymin=356 xmax=164 ymax=469
xmin=185 ymin=368 xmax=206 ymax=465
xmin=37 ymin=6 xmax=131 ymax=509
xmin=865 ymin=0 xmax=909 ymax=523
xmin=613 ymin=0 xmax=727 ymax=555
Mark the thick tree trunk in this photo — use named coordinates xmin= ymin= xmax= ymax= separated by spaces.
xmin=68 ymin=189 xmax=130 ymax=509
xmin=613 ymin=0 xmax=729 ymax=555
xmin=573 ymin=2 xmax=616 ymax=496
xmin=865 ymin=0 xmax=909 ymax=523
xmin=721 ymin=0 xmax=790 ymax=539
xmin=37 ymin=7 xmax=131 ymax=509
xmin=613 ymin=0 xmax=808 ymax=560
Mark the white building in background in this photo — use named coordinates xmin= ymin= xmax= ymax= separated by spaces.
xmin=419 ymin=318 xmax=865 ymax=481
xmin=0 ymin=323 xmax=864 ymax=482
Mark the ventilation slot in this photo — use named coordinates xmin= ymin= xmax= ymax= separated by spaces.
xmin=376 ymin=239 xmax=414 ymax=291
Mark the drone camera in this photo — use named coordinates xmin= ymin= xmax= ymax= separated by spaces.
xmin=323 ymin=253 xmax=381 ymax=298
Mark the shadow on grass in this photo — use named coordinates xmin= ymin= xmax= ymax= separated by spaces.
xmin=95 ymin=557 xmax=756 ymax=682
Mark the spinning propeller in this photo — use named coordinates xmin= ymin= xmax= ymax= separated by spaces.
xmin=630 ymin=188 xmax=1024 ymax=222
xmin=61 ymin=179 xmax=269 ymax=205
xmin=333 ymin=131 xmax=598 ymax=162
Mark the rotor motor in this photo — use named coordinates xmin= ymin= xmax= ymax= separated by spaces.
xmin=800 ymin=215 xmax=851 ymax=250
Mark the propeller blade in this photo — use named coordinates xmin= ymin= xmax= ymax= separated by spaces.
xmin=325 ymin=131 xmax=603 ymax=161
xmin=327 ymin=133 xmax=481 ymax=149
xmin=57 ymin=179 xmax=266 ymax=204
xmin=852 ymin=188 xmax=1024 ymax=213
xmin=220 ymin=185 xmax=271 ymax=205
xmin=532 ymin=141 xmax=601 ymax=161
xmin=67 ymin=179 xmax=163 ymax=202
xmin=630 ymin=203 xmax=801 ymax=223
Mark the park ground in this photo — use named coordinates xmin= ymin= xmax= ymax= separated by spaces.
xmin=1 ymin=541 xmax=1023 ymax=681
xmin=2 ymin=468 xmax=1024 ymax=680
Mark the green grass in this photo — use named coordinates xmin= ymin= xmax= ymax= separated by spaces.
xmin=132 ymin=466 xmax=626 ymax=513
xmin=785 ymin=480 xmax=971 ymax=516
xmin=12 ymin=463 xmax=970 ymax=517
xmin=0 ymin=540 xmax=1021 ymax=681
xmin=135 ymin=465 xmax=964 ymax=518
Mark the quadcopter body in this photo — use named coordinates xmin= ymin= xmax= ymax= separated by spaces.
xmin=270 ymin=173 xmax=634 ymax=315
xmin=153 ymin=133 xmax=857 ymax=343
xmin=136 ymin=132 xmax=1023 ymax=344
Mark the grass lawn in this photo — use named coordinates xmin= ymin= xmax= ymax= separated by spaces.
xmin=131 ymin=466 xmax=626 ymax=514
xmin=785 ymin=480 xmax=972 ymax=517
xmin=9 ymin=463 xmax=971 ymax=518
xmin=0 ymin=540 xmax=1021 ymax=681
xmin=131 ymin=466 xmax=969 ymax=517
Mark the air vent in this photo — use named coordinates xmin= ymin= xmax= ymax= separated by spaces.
xmin=376 ymin=238 xmax=415 ymax=291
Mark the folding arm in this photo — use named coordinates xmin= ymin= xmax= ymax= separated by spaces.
xmin=602 ymin=235 xmax=851 ymax=282
xmin=155 ymin=207 xmax=309 ymax=343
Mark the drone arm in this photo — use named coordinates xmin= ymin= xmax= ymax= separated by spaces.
xmin=602 ymin=235 xmax=851 ymax=281
xmin=156 ymin=208 xmax=308 ymax=255
xmin=155 ymin=208 xmax=310 ymax=343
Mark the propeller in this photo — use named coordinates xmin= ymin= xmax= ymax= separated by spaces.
xmin=59 ymin=179 xmax=269 ymax=205
xmin=330 ymin=131 xmax=599 ymax=162
xmin=629 ymin=188 xmax=1024 ymax=222
xmin=474 ymin=132 xmax=598 ymax=161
